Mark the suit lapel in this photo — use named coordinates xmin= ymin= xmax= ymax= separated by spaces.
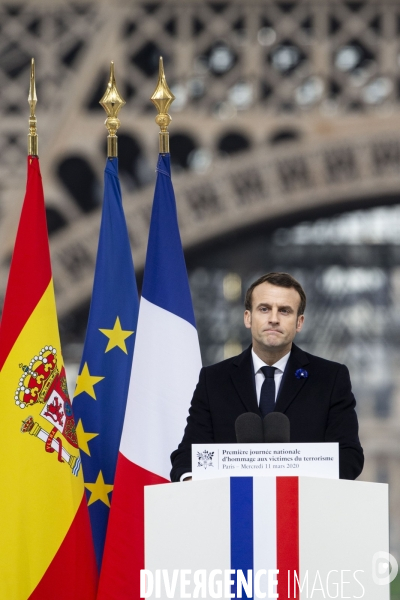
xmin=275 ymin=343 xmax=310 ymax=414
xmin=229 ymin=346 xmax=260 ymax=415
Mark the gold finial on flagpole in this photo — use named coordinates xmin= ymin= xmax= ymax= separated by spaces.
xmin=28 ymin=58 xmax=38 ymax=156
xmin=151 ymin=57 xmax=175 ymax=154
xmin=99 ymin=62 xmax=126 ymax=158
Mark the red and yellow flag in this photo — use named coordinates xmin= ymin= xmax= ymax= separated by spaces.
xmin=0 ymin=157 xmax=97 ymax=599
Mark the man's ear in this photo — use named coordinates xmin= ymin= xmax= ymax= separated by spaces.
xmin=296 ymin=314 xmax=305 ymax=333
xmin=244 ymin=310 xmax=251 ymax=329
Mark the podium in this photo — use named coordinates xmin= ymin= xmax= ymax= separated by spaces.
xmin=145 ymin=476 xmax=389 ymax=599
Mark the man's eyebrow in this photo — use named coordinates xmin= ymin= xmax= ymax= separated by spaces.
xmin=279 ymin=305 xmax=294 ymax=311
xmin=256 ymin=303 xmax=295 ymax=311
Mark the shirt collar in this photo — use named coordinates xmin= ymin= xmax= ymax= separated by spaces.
xmin=251 ymin=347 xmax=291 ymax=375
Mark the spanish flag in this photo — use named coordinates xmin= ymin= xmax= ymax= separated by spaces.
xmin=0 ymin=156 xmax=97 ymax=599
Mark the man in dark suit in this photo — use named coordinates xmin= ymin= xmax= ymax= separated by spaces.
xmin=170 ymin=272 xmax=363 ymax=482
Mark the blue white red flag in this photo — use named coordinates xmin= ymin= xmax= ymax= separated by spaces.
xmin=230 ymin=477 xmax=299 ymax=599
xmin=73 ymin=157 xmax=139 ymax=570
xmin=97 ymin=153 xmax=202 ymax=598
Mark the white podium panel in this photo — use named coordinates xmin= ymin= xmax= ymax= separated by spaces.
xmin=145 ymin=477 xmax=389 ymax=600
xmin=299 ymin=477 xmax=389 ymax=599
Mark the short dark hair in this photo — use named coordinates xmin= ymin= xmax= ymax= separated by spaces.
xmin=244 ymin=272 xmax=306 ymax=315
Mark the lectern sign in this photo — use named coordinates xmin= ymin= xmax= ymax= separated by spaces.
xmin=192 ymin=442 xmax=339 ymax=480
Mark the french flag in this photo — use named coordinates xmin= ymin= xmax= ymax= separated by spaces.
xmin=230 ymin=477 xmax=299 ymax=599
xmin=97 ymin=153 xmax=202 ymax=599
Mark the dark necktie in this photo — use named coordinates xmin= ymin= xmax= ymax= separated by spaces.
xmin=259 ymin=366 xmax=276 ymax=417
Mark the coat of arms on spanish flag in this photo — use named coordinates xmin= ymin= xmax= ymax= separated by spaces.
xmin=0 ymin=64 xmax=97 ymax=599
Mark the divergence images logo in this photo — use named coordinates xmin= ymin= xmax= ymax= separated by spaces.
xmin=197 ymin=450 xmax=214 ymax=470
xmin=372 ymin=551 xmax=399 ymax=586
xmin=16 ymin=345 xmax=81 ymax=476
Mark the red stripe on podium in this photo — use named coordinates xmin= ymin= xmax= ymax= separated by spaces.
xmin=276 ymin=477 xmax=299 ymax=599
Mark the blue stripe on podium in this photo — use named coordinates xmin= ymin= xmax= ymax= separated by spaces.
xmin=230 ymin=477 xmax=253 ymax=599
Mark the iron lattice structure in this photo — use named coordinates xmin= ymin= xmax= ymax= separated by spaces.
xmin=1 ymin=0 xmax=400 ymax=555
xmin=1 ymin=0 xmax=400 ymax=312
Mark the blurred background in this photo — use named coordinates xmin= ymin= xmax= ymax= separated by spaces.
xmin=1 ymin=0 xmax=400 ymax=582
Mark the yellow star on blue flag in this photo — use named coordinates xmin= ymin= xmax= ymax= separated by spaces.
xmin=99 ymin=316 xmax=134 ymax=354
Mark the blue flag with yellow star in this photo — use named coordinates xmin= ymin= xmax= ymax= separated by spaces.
xmin=72 ymin=158 xmax=139 ymax=570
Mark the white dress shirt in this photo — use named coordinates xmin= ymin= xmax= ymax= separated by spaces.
xmin=180 ymin=349 xmax=291 ymax=481
xmin=252 ymin=348 xmax=291 ymax=404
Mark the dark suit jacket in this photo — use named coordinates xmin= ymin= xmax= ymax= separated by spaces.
xmin=170 ymin=344 xmax=364 ymax=482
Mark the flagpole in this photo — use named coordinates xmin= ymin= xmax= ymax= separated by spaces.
xmin=0 ymin=58 xmax=98 ymax=598
xmin=150 ymin=56 xmax=175 ymax=154
xmin=74 ymin=60 xmax=140 ymax=571
xmin=28 ymin=58 xmax=38 ymax=157
xmin=96 ymin=55 xmax=201 ymax=600
xmin=100 ymin=61 xmax=125 ymax=158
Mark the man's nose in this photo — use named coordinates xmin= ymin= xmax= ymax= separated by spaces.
xmin=269 ymin=308 xmax=280 ymax=323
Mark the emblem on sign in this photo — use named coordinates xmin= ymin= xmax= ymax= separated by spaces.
xmin=197 ymin=450 xmax=214 ymax=470
xmin=15 ymin=345 xmax=81 ymax=476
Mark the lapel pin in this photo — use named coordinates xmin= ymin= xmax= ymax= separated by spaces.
xmin=295 ymin=368 xmax=308 ymax=379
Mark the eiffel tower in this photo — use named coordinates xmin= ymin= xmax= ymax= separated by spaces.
xmin=1 ymin=0 xmax=400 ymax=559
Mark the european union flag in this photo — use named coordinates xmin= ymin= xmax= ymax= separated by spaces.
xmin=72 ymin=157 xmax=139 ymax=570
xmin=96 ymin=153 xmax=202 ymax=599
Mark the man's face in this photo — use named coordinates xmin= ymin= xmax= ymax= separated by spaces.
xmin=244 ymin=282 xmax=304 ymax=355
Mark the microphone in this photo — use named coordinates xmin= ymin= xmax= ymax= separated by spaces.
xmin=235 ymin=413 xmax=264 ymax=443
xmin=263 ymin=413 xmax=290 ymax=443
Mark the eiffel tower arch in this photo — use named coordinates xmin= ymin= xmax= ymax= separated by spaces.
xmin=1 ymin=0 xmax=400 ymax=314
